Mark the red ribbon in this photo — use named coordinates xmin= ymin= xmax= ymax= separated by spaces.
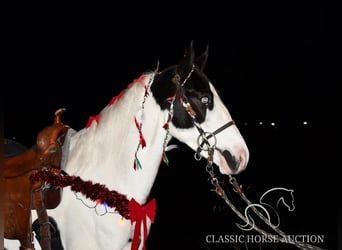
xmin=134 ymin=117 xmax=146 ymax=148
xmin=163 ymin=113 xmax=172 ymax=129
xmin=128 ymin=198 xmax=156 ymax=250
xmin=86 ymin=114 xmax=100 ymax=128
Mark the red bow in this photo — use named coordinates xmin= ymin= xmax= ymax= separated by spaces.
xmin=128 ymin=198 xmax=156 ymax=250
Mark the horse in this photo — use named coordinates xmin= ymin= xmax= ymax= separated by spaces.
xmin=4 ymin=43 xmax=249 ymax=250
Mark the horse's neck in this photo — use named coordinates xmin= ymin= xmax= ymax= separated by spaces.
xmin=65 ymin=73 xmax=169 ymax=203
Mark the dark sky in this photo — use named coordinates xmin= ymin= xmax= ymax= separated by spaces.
xmin=6 ymin=1 xmax=338 ymax=136
xmin=4 ymin=1 xmax=339 ymax=249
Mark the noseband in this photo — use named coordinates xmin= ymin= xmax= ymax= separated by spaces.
xmin=194 ymin=120 xmax=235 ymax=159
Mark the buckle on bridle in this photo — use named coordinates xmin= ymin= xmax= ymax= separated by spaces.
xmin=194 ymin=121 xmax=235 ymax=161
xmin=197 ymin=131 xmax=217 ymax=151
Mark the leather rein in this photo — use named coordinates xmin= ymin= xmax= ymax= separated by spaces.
xmin=174 ymin=67 xmax=324 ymax=250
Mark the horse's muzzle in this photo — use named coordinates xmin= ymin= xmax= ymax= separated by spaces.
xmin=221 ymin=150 xmax=239 ymax=173
xmin=217 ymin=148 xmax=248 ymax=175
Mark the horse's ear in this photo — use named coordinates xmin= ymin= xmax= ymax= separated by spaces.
xmin=195 ymin=45 xmax=209 ymax=71
xmin=177 ymin=41 xmax=195 ymax=78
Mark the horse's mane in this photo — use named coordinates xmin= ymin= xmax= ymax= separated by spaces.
xmin=62 ymin=72 xmax=158 ymax=170
xmin=84 ymin=72 xmax=156 ymax=129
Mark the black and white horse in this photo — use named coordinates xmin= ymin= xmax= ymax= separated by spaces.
xmin=5 ymin=43 xmax=249 ymax=250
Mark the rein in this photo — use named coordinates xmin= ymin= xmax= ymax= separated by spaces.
xmin=203 ymin=150 xmax=325 ymax=250
xmin=176 ymin=67 xmax=325 ymax=250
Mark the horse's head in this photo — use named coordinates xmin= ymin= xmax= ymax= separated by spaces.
xmin=151 ymin=43 xmax=249 ymax=175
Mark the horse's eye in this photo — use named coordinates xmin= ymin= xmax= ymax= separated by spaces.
xmin=200 ymin=96 xmax=209 ymax=105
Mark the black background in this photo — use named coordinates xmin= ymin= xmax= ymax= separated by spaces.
xmin=4 ymin=1 xmax=339 ymax=249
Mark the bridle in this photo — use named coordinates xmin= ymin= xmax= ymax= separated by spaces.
xmin=170 ymin=65 xmax=236 ymax=161
xmin=172 ymin=66 xmax=324 ymax=250
xmin=194 ymin=120 xmax=235 ymax=160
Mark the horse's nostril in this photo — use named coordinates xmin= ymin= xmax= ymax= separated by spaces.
xmin=222 ymin=150 xmax=239 ymax=173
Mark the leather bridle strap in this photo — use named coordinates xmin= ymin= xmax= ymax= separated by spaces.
xmin=211 ymin=120 xmax=235 ymax=136
xmin=171 ymin=67 xmax=236 ymax=159
xmin=194 ymin=120 xmax=235 ymax=159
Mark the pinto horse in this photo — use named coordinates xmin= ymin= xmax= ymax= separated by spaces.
xmin=4 ymin=43 xmax=249 ymax=250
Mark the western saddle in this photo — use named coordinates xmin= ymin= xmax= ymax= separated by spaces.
xmin=4 ymin=108 xmax=69 ymax=250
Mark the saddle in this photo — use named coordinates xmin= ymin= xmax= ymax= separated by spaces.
xmin=4 ymin=108 xmax=69 ymax=250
